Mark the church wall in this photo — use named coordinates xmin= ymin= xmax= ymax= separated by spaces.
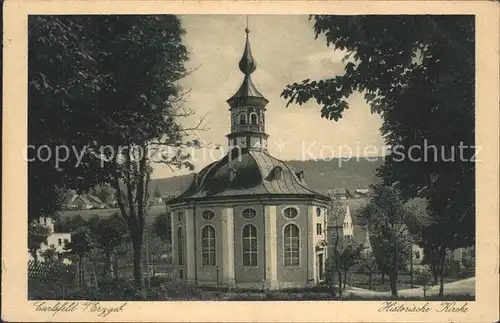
xmin=276 ymin=203 xmax=309 ymax=287
xmin=233 ymin=203 xmax=266 ymax=284
xmin=194 ymin=205 xmax=224 ymax=285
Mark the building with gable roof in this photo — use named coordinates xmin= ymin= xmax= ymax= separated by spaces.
xmin=166 ymin=26 xmax=330 ymax=290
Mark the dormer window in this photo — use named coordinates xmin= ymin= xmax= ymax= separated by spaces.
xmin=295 ymin=170 xmax=304 ymax=181
xmin=271 ymin=166 xmax=282 ymax=180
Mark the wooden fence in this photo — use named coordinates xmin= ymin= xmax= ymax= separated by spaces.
xmin=28 ymin=260 xmax=76 ymax=284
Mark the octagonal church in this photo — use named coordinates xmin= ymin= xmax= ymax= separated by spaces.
xmin=166 ymin=27 xmax=330 ymax=290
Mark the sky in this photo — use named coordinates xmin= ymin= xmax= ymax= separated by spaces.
xmin=152 ymin=15 xmax=385 ymax=179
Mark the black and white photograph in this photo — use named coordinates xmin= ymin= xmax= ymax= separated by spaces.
xmin=2 ymin=1 xmax=499 ymax=322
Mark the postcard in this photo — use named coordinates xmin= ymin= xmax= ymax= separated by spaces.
xmin=2 ymin=0 xmax=499 ymax=322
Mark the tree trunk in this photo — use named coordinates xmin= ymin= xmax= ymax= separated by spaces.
xmin=368 ymin=269 xmax=372 ymax=290
xmin=79 ymin=256 xmax=84 ymax=288
xmin=104 ymin=248 xmax=115 ymax=279
xmin=113 ymin=254 xmax=119 ymax=279
xmin=343 ymin=268 xmax=348 ymax=290
xmin=430 ymin=250 xmax=439 ymax=285
xmin=438 ymin=245 xmax=447 ymax=296
xmin=337 ymin=272 xmax=343 ymax=296
xmin=381 ymin=272 xmax=385 ymax=284
xmin=390 ymin=244 xmax=399 ymax=297
xmin=389 ymin=270 xmax=398 ymax=298
xmin=132 ymin=234 xmax=143 ymax=289
xmin=30 ymin=249 xmax=38 ymax=263
xmin=431 ymin=262 xmax=438 ymax=285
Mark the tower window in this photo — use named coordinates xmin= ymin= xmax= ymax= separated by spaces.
xmin=316 ymin=223 xmax=322 ymax=235
xmin=242 ymin=224 xmax=258 ymax=267
xmin=316 ymin=207 xmax=321 ymax=217
xmin=201 ymin=225 xmax=216 ymax=266
xmin=239 ymin=113 xmax=247 ymax=125
xmin=250 ymin=112 xmax=258 ymax=125
xmin=284 ymin=224 xmax=300 ymax=266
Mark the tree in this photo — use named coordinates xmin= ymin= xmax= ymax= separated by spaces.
xmin=40 ymin=246 xmax=58 ymax=264
xmin=91 ymin=185 xmax=115 ymax=206
xmin=29 ymin=16 xmax=200 ymax=290
xmin=66 ymin=226 xmax=95 ymax=287
xmin=152 ymin=212 xmax=172 ymax=244
xmin=28 ymin=222 xmax=51 ymax=262
xmin=65 ymin=214 xmax=88 ymax=232
xmin=415 ymin=265 xmax=434 ymax=300
xmin=327 ymin=196 xmax=345 ymax=296
xmin=358 ymin=185 xmax=414 ymax=297
xmin=153 ymin=186 xmax=162 ymax=199
xmin=358 ymin=251 xmax=377 ymax=290
xmin=281 ymin=15 xmax=475 ymax=276
xmin=337 ymin=240 xmax=363 ymax=290
xmin=88 ymin=213 xmax=129 ymax=279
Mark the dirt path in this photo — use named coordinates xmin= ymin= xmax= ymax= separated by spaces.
xmin=345 ymin=277 xmax=475 ymax=298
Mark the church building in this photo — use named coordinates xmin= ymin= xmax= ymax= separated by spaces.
xmin=166 ymin=26 xmax=330 ymax=290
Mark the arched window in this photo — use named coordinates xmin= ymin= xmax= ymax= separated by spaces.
xmin=316 ymin=207 xmax=321 ymax=217
xmin=239 ymin=113 xmax=247 ymax=125
xmin=242 ymin=208 xmax=257 ymax=219
xmin=177 ymin=212 xmax=183 ymax=222
xmin=201 ymin=225 xmax=216 ymax=266
xmin=242 ymin=224 xmax=258 ymax=267
xmin=284 ymin=224 xmax=300 ymax=266
xmin=283 ymin=207 xmax=298 ymax=219
xmin=250 ymin=112 xmax=258 ymax=125
xmin=201 ymin=210 xmax=215 ymax=220
xmin=177 ymin=227 xmax=184 ymax=265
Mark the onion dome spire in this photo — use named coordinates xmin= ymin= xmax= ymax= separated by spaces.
xmin=226 ymin=18 xmax=268 ymax=108
xmin=238 ymin=26 xmax=257 ymax=75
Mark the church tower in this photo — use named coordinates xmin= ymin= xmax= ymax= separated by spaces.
xmin=226 ymin=25 xmax=269 ymax=151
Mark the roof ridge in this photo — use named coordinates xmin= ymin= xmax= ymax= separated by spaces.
xmin=248 ymin=150 xmax=272 ymax=195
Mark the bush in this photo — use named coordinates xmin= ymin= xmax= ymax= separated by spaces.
xmin=149 ymin=282 xmax=204 ymax=300
xmin=97 ymin=278 xmax=144 ymax=300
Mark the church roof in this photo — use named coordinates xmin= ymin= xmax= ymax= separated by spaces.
xmin=167 ymin=148 xmax=329 ymax=204
xmin=227 ymin=75 xmax=268 ymax=107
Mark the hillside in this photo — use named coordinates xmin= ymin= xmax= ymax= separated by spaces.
xmin=150 ymin=157 xmax=384 ymax=196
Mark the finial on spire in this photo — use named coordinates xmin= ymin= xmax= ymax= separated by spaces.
xmin=238 ymin=15 xmax=256 ymax=75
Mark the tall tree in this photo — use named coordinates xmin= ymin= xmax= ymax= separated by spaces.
xmin=29 ymin=15 xmax=199 ymax=289
xmin=359 ymin=185 xmax=413 ymax=297
xmin=358 ymin=251 xmax=377 ymax=290
xmin=153 ymin=186 xmax=162 ymax=199
xmin=152 ymin=212 xmax=172 ymax=244
xmin=88 ymin=213 xmax=129 ymax=279
xmin=337 ymin=240 xmax=363 ymax=290
xmin=327 ymin=197 xmax=345 ymax=296
xmin=281 ymin=16 xmax=475 ymax=264
xmin=66 ymin=226 xmax=95 ymax=287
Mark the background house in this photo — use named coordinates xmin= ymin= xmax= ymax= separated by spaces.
xmin=65 ymin=194 xmax=106 ymax=210
xmin=29 ymin=216 xmax=72 ymax=264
